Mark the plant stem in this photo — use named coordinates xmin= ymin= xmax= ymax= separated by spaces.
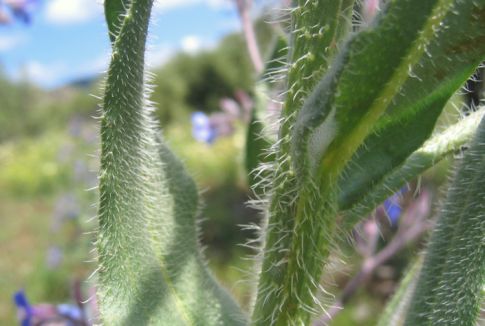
xmin=236 ymin=0 xmax=264 ymax=74
xmin=404 ymin=117 xmax=485 ymax=325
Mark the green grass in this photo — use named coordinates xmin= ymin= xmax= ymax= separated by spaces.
xmin=0 ymin=128 xmax=96 ymax=324
xmin=1 ymin=197 xmax=68 ymax=324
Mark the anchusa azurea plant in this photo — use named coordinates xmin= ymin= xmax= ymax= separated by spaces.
xmin=96 ymin=0 xmax=485 ymax=325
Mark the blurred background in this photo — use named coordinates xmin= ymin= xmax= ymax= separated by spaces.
xmin=0 ymin=0 xmax=478 ymax=325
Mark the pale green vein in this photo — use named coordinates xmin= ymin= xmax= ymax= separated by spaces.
xmin=343 ymin=108 xmax=485 ymax=229
xmin=320 ymin=0 xmax=455 ymax=179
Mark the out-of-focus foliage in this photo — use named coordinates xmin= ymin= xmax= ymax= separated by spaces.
xmin=0 ymin=72 xmax=99 ymax=142
xmin=151 ymin=19 xmax=274 ymax=126
xmin=0 ymin=73 xmax=41 ymax=141
xmin=0 ymin=132 xmax=70 ymax=196
xmin=151 ymin=34 xmax=254 ymax=125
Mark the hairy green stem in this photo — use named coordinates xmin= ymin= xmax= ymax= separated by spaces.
xmin=97 ymin=1 xmax=160 ymax=323
xmin=251 ymin=2 xmax=354 ymax=324
xmin=404 ymin=117 xmax=485 ymax=325
xmin=97 ymin=1 xmax=246 ymax=324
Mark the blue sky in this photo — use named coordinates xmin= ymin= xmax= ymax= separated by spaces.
xmin=0 ymin=0 xmax=244 ymax=89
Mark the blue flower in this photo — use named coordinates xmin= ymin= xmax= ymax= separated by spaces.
xmin=57 ymin=303 xmax=83 ymax=321
xmin=191 ymin=111 xmax=217 ymax=144
xmin=384 ymin=197 xmax=401 ymax=227
xmin=3 ymin=0 xmax=38 ymax=25
xmin=11 ymin=5 xmax=30 ymax=24
xmin=13 ymin=290 xmax=32 ymax=326
xmin=383 ymin=188 xmax=407 ymax=227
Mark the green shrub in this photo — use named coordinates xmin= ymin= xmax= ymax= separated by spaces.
xmin=0 ymin=133 xmax=71 ymax=197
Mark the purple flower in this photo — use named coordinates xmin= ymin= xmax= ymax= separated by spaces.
xmin=219 ymin=98 xmax=240 ymax=118
xmin=46 ymin=245 xmax=63 ymax=269
xmin=191 ymin=111 xmax=217 ymax=144
xmin=51 ymin=194 xmax=80 ymax=232
xmin=363 ymin=0 xmax=380 ymax=23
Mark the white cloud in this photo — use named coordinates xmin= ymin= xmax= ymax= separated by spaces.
xmin=20 ymin=61 xmax=67 ymax=86
xmin=154 ymin=0 xmax=230 ymax=12
xmin=154 ymin=0 xmax=199 ymax=12
xmin=19 ymin=54 xmax=108 ymax=88
xmin=180 ymin=35 xmax=202 ymax=54
xmin=146 ymin=43 xmax=175 ymax=67
xmin=81 ymin=48 xmax=173 ymax=73
xmin=145 ymin=36 xmax=215 ymax=68
xmin=79 ymin=52 xmax=110 ymax=75
xmin=45 ymin=0 xmax=102 ymax=24
xmin=44 ymin=0 xmax=229 ymax=25
xmin=0 ymin=34 xmax=26 ymax=52
xmin=17 ymin=58 xmax=101 ymax=88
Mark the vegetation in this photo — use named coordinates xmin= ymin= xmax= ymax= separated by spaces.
xmin=96 ymin=0 xmax=484 ymax=325
xmin=2 ymin=0 xmax=484 ymax=325
xmin=0 ymin=7 xmax=263 ymax=324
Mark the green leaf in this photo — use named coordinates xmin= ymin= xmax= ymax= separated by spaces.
xmin=245 ymin=34 xmax=286 ymax=192
xmin=342 ymin=108 xmax=485 ymax=229
xmin=245 ymin=85 xmax=274 ymax=193
xmin=97 ymin=1 xmax=246 ymax=324
xmin=292 ymin=0 xmax=481 ymax=181
xmin=153 ymin=142 xmax=248 ymax=326
xmin=404 ymin=116 xmax=485 ymax=325
xmin=338 ymin=0 xmax=485 ymax=211
xmin=104 ymin=0 xmax=130 ymax=44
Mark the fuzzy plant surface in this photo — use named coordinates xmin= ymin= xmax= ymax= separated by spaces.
xmin=96 ymin=0 xmax=246 ymax=324
xmin=96 ymin=0 xmax=485 ymax=325
xmin=403 ymin=116 xmax=485 ymax=325
xmin=251 ymin=0 xmax=485 ymax=324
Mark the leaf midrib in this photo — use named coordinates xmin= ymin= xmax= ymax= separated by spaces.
xmin=320 ymin=0 xmax=456 ymax=181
